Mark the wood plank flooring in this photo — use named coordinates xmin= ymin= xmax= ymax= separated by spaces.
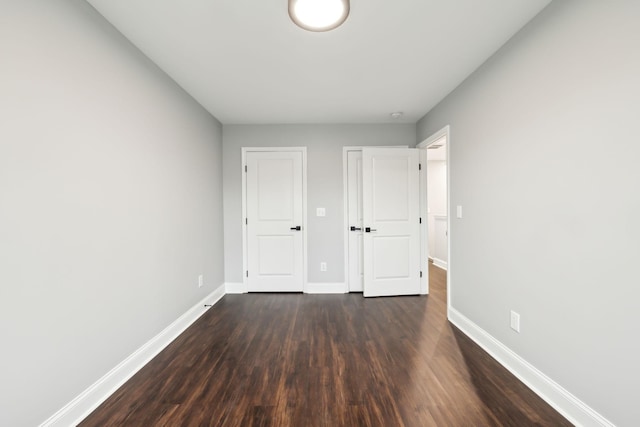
xmin=80 ymin=264 xmax=572 ymax=426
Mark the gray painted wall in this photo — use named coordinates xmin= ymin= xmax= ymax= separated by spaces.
xmin=417 ymin=2 xmax=639 ymax=425
xmin=0 ymin=1 xmax=224 ymax=425
xmin=223 ymin=124 xmax=416 ymax=284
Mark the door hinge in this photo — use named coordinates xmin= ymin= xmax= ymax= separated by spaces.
xmin=246 ymin=270 xmax=249 ymax=277
xmin=245 ymin=218 xmax=248 ymax=225
xmin=244 ymin=165 xmax=247 ymax=172
xmin=420 ymin=271 xmax=423 ymax=278
xmin=419 ymin=217 xmax=422 ymax=224
xmin=419 ymin=163 xmax=422 ymax=170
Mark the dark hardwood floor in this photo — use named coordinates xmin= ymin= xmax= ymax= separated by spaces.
xmin=80 ymin=263 xmax=572 ymax=426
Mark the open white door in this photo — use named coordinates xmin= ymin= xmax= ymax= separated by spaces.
xmin=419 ymin=147 xmax=429 ymax=294
xmin=362 ymin=148 xmax=421 ymax=297
xmin=245 ymin=150 xmax=304 ymax=292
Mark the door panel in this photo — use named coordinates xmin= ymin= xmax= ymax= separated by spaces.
xmin=257 ymin=158 xmax=294 ymax=220
xmin=373 ymin=156 xmax=410 ymax=221
xmin=246 ymin=151 xmax=303 ymax=292
xmin=363 ymin=148 xmax=420 ymax=297
xmin=257 ymin=235 xmax=295 ymax=275
xmin=373 ymin=236 xmax=410 ymax=279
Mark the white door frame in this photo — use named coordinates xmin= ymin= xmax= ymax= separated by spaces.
xmin=342 ymin=146 xmax=408 ymax=292
xmin=343 ymin=147 xmax=358 ymax=292
xmin=417 ymin=126 xmax=451 ymax=313
xmin=241 ymin=147 xmax=308 ymax=293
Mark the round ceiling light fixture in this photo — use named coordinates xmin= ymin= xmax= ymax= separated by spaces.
xmin=390 ymin=112 xmax=404 ymax=119
xmin=289 ymin=0 xmax=350 ymax=32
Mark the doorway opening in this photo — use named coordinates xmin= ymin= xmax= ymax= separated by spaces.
xmin=417 ymin=126 xmax=451 ymax=312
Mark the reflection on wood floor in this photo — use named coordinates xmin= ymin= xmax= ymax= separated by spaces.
xmin=81 ymin=263 xmax=572 ymax=426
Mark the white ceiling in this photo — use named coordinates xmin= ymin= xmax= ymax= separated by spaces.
xmin=86 ymin=0 xmax=551 ymax=124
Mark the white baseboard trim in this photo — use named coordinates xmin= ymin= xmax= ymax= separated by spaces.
xmin=305 ymin=282 xmax=347 ymax=294
xmin=225 ymin=282 xmax=247 ymax=294
xmin=433 ymin=257 xmax=448 ymax=270
xmin=40 ymin=284 xmax=226 ymax=427
xmin=448 ymin=308 xmax=614 ymax=427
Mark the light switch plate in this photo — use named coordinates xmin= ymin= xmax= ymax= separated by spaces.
xmin=316 ymin=208 xmax=326 ymax=217
xmin=456 ymin=205 xmax=463 ymax=219
xmin=510 ymin=310 xmax=520 ymax=333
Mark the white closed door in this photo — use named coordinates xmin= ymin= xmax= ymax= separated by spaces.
xmin=246 ymin=151 xmax=304 ymax=292
xmin=347 ymin=150 xmax=364 ymax=292
xmin=362 ymin=148 xmax=421 ymax=297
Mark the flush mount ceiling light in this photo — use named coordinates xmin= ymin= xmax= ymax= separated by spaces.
xmin=390 ymin=112 xmax=404 ymax=119
xmin=289 ymin=0 xmax=350 ymax=32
